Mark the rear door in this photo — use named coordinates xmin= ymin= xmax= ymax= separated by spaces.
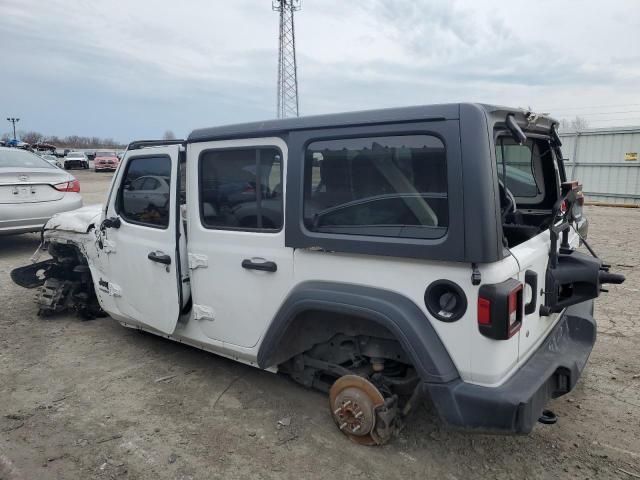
xmin=186 ymin=137 xmax=293 ymax=348
xmin=100 ymin=145 xmax=183 ymax=334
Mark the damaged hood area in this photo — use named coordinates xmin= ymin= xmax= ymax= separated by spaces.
xmin=45 ymin=204 xmax=104 ymax=233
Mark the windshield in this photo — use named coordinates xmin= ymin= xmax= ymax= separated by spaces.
xmin=96 ymin=152 xmax=116 ymax=157
xmin=0 ymin=149 xmax=55 ymax=169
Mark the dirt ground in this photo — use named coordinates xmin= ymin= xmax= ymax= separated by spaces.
xmin=1 ymin=170 xmax=639 ymax=479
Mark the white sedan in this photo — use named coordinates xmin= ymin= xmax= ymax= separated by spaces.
xmin=0 ymin=147 xmax=83 ymax=235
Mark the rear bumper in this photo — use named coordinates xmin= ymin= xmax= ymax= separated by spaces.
xmin=426 ymin=300 xmax=596 ymax=433
xmin=0 ymin=194 xmax=83 ymax=235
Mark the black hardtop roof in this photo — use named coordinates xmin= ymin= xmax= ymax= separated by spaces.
xmin=187 ymin=103 xmax=545 ymax=143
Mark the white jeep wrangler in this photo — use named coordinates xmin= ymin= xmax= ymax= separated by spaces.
xmin=12 ymin=104 xmax=624 ymax=445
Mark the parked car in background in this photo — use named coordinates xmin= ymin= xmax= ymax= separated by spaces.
xmin=94 ymin=152 xmax=120 ymax=172
xmin=39 ymin=154 xmax=63 ymax=169
xmin=33 ymin=143 xmax=57 ymax=155
xmin=63 ymin=152 xmax=89 ymax=170
xmin=85 ymin=151 xmax=96 ymax=161
xmin=54 ymin=149 xmax=71 ymax=158
xmin=0 ymin=147 xmax=82 ymax=235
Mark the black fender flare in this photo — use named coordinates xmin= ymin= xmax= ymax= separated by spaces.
xmin=257 ymin=281 xmax=460 ymax=384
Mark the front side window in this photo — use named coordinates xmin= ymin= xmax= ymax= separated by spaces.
xmin=199 ymin=147 xmax=283 ymax=231
xmin=303 ymin=135 xmax=447 ymax=239
xmin=118 ymin=156 xmax=171 ymax=228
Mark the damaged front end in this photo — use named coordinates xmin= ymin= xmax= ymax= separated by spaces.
xmin=10 ymin=205 xmax=107 ymax=319
xmin=11 ymin=243 xmax=105 ymax=318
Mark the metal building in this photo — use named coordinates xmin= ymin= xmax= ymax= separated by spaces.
xmin=560 ymin=126 xmax=640 ymax=206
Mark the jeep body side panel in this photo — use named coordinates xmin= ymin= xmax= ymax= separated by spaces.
xmin=287 ymin=248 xmax=522 ymax=385
xmin=257 ymin=281 xmax=460 ymax=383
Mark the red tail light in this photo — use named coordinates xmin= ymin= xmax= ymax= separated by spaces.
xmin=477 ymin=298 xmax=491 ymax=325
xmin=478 ymin=279 xmax=523 ymax=340
xmin=54 ymin=179 xmax=80 ymax=193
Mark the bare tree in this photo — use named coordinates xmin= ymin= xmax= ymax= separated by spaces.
xmin=21 ymin=131 xmax=44 ymax=144
xmin=163 ymin=130 xmax=176 ymax=140
xmin=570 ymin=116 xmax=589 ymax=130
xmin=558 ymin=116 xmax=589 ymax=132
xmin=1 ymin=129 xmax=125 ymax=148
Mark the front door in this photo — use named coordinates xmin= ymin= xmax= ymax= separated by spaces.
xmin=187 ymin=138 xmax=293 ymax=349
xmin=100 ymin=145 xmax=182 ymax=334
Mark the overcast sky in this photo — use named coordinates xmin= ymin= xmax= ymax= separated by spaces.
xmin=1 ymin=0 xmax=639 ymax=142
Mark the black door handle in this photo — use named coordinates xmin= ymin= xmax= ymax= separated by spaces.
xmin=148 ymin=251 xmax=172 ymax=265
xmin=242 ymin=259 xmax=277 ymax=272
xmin=524 ymin=270 xmax=538 ymax=315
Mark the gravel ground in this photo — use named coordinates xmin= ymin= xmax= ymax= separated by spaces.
xmin=1 ymin=170 xmax=639 ymax=479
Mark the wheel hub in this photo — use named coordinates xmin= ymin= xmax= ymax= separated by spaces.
xmin=329 ymin=375 xmax=386 ymax=445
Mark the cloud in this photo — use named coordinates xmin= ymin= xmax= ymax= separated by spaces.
xmin=1 ymin=0 xmax=639 ymax=141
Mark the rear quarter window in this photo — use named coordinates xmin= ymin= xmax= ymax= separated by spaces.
xmin=303 ymin=134 xmax=448 ymax=239
xmin=495 ymin=137 xmax=550 ymax=201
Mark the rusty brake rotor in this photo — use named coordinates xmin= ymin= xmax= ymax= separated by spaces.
xmin=329 ymin=374 xmax=386 ymax=446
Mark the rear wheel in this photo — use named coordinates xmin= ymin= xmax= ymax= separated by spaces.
xmin=277 ymin=325 xmax=419 ymax=445
xmin=329 ymin=375 xmax=397 ymax=445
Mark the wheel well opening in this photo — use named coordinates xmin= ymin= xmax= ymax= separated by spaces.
xmin=272 ymin=310 xmax=418 ymax=397
xmin=269 ymin=310 xmax=405 ymax=367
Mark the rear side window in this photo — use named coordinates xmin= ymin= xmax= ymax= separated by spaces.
xmin=303 ymin=135 xmax=447 ymax=239
xmin=117 ymin=156 xmax=171 ymax=228
xmin=199 ymin=147 xmax=283 ymax=231
xmin=495 ymin=138 xmax=541 ymax=198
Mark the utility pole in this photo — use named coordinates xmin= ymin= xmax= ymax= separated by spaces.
xmin=272 ymin=0 xmax=301 ymax=118
xmin=6 ymin=117 xmax=20 ymax=140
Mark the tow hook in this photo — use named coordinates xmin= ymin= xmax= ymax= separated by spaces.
xmin=538 ymin=409 xmax=558 ymax=425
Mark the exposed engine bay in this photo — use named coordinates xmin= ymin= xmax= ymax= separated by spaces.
xmin=10 ymin=242 xmax=105 ymax=319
